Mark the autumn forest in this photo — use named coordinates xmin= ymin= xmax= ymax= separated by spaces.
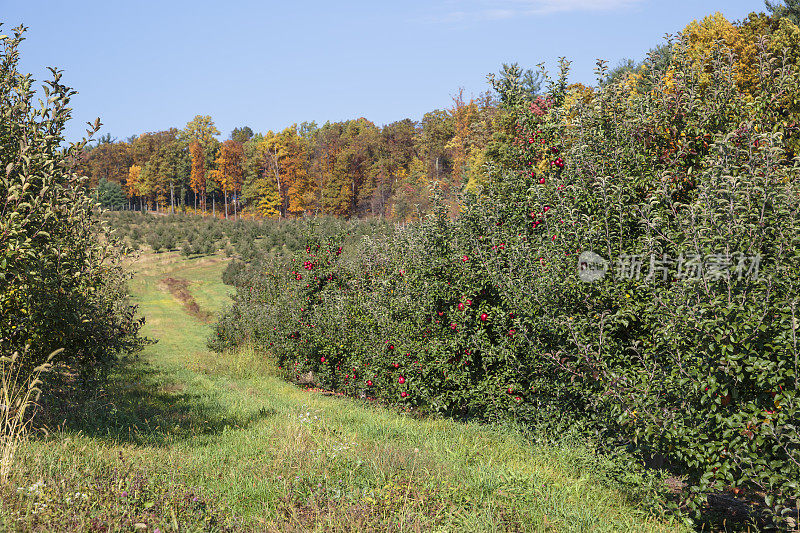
xmin=83 ymin=88 xmax=499 ymax=221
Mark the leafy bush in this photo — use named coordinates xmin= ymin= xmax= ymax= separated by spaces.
xmin=0 ymin=25 xmax=144 ymax=381
xmin=145 ymin=232 xmax=162 ymax=253
xmin=212 ymin=23 xmax=800 ymax=527
xmin=221 ymin=260 xmax=246 ymax=286
xmin=161 ymin=232 xmax=177 ymax=252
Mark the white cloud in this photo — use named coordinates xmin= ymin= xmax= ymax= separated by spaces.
xmin=523 ymin=0 xmax=643 ymax=14
xmin=431 ymin=0 xmax=643 ymax=23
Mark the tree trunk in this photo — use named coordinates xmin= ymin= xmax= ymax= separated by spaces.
xmin=213 ymin=196 xmax=216 ymax=218
xmin=224 ymin=189 xmax=229 ymax=220
xmin=170 ymin=182 xmax=175 ymax=215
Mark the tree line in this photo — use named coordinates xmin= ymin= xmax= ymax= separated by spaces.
xmin=87 ymin=5 xmax=800 ymax=223
xmin=80 ymin=90 xmax=499 ymax=221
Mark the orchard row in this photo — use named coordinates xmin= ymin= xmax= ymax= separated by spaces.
xmin=211 ymin=14 xmax=800 ymax=527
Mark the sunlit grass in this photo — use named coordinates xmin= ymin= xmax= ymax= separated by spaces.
xmin=1 ymin=251 xmax=683 ymax=531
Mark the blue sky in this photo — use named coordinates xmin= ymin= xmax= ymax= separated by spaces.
xmin=4 ymin=0 xmax=765 ymax=142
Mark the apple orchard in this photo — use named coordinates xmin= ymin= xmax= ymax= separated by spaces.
xmin=210 ymin=14 xmax=800 ymax=526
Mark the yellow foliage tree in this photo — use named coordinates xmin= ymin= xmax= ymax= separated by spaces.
xmin=263 ymin=127 xmax=312 ymax=217
xmin=245 ymin=170 xmax=281 ymax=217
xmin=126 ymin=165 xmax=141 ymax=197
xmin=182 ymin=115 xmax=220 ymax=147
xmin=681 ymin=12 xmax=800 ymax=95
xmin=126 ymin=165 xmax=143 ymax=210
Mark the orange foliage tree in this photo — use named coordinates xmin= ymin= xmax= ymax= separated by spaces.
xmin=448 ymin=89 xmax=497 ymax=190
xmin=189 ymin=141 xmax=206 ymax=212
xmin=210 ymin=140 xmax=244 ymax=219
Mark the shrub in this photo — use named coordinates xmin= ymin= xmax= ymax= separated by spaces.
xmin=222 ymin=260 xmax=246 ymax=286
xmin=475 ymin=43 xmax=800 ymax=523
xmin=212 ymin=23 xmax=800 ymax=527
xmin=161 ymin=232 xmax=177 ymax=252
xmin=146 ymin=232 xmax=162 ymax=253
xmin=0 ymin=25 xmax=145 ymax=381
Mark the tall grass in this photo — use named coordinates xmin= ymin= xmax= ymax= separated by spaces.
xmin=0 ymin=348 xmax=57 ymax=482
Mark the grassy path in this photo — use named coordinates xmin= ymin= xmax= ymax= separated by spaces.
xmin=2 ymin=252 xmax=682 ymax=532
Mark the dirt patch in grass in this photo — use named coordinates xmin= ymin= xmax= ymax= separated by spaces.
xmin=160 ymin=382 xmax=186 ymax=394
xmin=160 ymin=277 xmax=213 ymax=323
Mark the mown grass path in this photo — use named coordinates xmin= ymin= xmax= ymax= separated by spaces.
xmin=3 ymin=252 xmax=683 ymax=532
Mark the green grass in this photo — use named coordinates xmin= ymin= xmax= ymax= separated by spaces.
xmin=1 ymin=251 xmax=684 ymax=532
